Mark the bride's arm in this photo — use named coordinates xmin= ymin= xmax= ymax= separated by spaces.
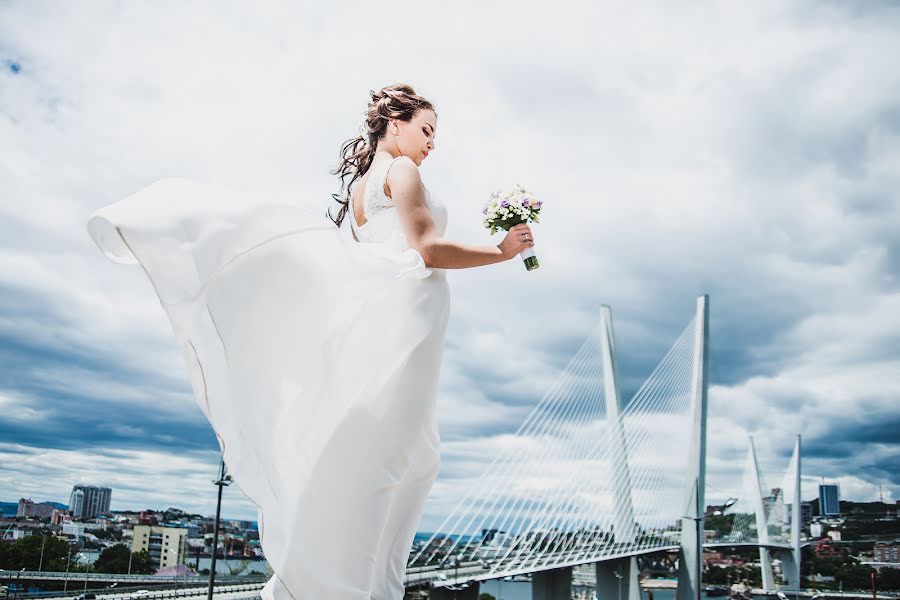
xmin=388 ymin=157 xmax=535 ymax=269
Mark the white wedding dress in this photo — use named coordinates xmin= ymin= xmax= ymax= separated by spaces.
xmin=86 ymin=155 xmax=450 ymax=600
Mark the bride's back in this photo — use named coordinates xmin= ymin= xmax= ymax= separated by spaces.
xmin=348 ymin=154 xmax=447 ymax=244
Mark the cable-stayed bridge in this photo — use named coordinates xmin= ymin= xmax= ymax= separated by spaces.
xmin=406 ymin=296 xmax=806 ymax=600
xmin=2 ymin=296 xmax=806 ymax=600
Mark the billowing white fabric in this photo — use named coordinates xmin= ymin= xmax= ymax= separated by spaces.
xmin=86 ymin=156 xmax=450 ymax=600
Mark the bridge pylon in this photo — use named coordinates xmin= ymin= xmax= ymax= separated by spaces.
xmin=749 ymin=436 xmax=776 ymax=590
xmin=595 ymin=306 xmax=640 ymax=600
xmin=778 ymin=435 xmax=802 ymax=592
xmin=676 ymin=295 xmax=709 ymax=600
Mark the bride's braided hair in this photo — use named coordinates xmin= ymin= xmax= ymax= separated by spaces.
xmin=328 ymin=83 xmax=436 ymax=228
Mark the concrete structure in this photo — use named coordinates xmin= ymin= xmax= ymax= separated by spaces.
xmin=62 ymin=521 xmax=86 ymax=538
xmin=68 ymin=485 xmax=112 ymax=519
xmin=875 ymin=542 xmax=900 ymax=563
xmin=533 ymin=567 xmax=573 ymax=600
xmin=17 ymin=498 xmax=57 ymax=518
xmin=596 ymin=306 xmax=640 ymax=600
xmin=819 ymin=484 xmax=840 ymax=516
xmin=810 ymin=522 xmax=823 ymax=538
xmin=405 ymin=296 xmax=803 ymax=600
xmin=132 ymin=524 xmax=188 ymax=571
xmin=749 ymin=437 xmax=775 ymax=590
xmin=677 ymin=295 xmax=709 ymax=600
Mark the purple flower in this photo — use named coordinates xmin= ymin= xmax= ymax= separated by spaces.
xmin=500 ymin=200 xmax=509 ymax=208
xmin=533 ymin=200 xmax=542 ymax=209
xmin=522 ymin=198 xmax=530 ymax=207
xmin=482 ymin=206 xmax=488 ymax=214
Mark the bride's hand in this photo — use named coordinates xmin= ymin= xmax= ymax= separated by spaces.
xmin=497 ymin=224 xmax=535 ymax=260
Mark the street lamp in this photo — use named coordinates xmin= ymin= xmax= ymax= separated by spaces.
xmin=207 ymin=459 xmax=232 ymax=600
xmin=79 ymin=552 xmax=92 ymax=594
xmin=63 ymin=546 xmax=73 ymax=594
xmin=167 ymin=548 xmax=180 ymax=591
xmin=454 ymin=554 xmax=460 ymax=600
xmin=38 ymin=535 xmax=46 ymax=572
xmin=15 ymin=567 xmax=25 ymax=600
xmin=614 ymin=565 xmax=624 ymax=600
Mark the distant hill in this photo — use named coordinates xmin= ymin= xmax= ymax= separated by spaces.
xmin=0 ymin=500 xmax=67 ymax=517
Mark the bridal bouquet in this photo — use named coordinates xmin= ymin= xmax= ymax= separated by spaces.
xmin=483 ymin=184 xmax=543 ymax=271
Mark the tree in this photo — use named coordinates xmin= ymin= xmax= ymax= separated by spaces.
xmin=129 ymin=549 xmax=156 ymax=574
xmin=94 ymin=544 xmax=132 ymax=573
xmin=479 ymin=594 xmax=497 ymax=600
xmin=87 ymin=547 xmax=154 ymax=574
xmin=0 ymin=534 xmax=71 ymax=571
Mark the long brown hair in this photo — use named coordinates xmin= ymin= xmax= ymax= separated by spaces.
xmin=328 ymin=83 xmax=436 ymax=228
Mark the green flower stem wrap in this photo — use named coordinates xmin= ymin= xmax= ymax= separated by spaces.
xmin=521 ymin=248 xmax=540 ymax=271
xmin=498 ymin=218 xmax=540 ymax=271
xmin=484 ymin=184 xmax=543 ymax=272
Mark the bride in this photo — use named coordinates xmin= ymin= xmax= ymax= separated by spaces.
xmin=86 ymin=83 xmax=535 ymax=600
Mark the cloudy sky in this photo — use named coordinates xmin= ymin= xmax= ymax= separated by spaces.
xmin=1 ymin=1 xmax=898 ymax=529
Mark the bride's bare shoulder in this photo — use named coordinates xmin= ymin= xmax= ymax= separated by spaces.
xmin=385 ymin=156 xmax=423 ymax=199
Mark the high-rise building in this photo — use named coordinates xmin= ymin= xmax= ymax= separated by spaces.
xmin=132 ymin=525 xmax=188 ymax=571
xmin=801 ymin=501 xmax=813 ymax=526
xmin=68 ymin=485 xmax=112 ymax=519
xmin=20 ymin=498 xmax=64 ymax=519
xmin=819 ymin=484 xmax=840 ymax=516
xmin=16 ymin=499 xmax=34 ymax=517
xmin=762 ymin=487 xmax=784 ymax=523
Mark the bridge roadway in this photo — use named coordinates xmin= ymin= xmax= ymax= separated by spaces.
xmin=406 ymin=541 xmax=808 ymax=589
xmin=2 ymin=542 xmax=807 ymax=595
xmin=0 ymin=571 xmax=267 ymax=585
xmin=0 ymin=571 xmax=265 ymax=600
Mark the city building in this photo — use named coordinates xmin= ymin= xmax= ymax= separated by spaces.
xmin=875 ymin=542 xmax=899 ymax=563
xmin=68 ymin=485 xmax=112 ymax=519
xmin=762 ymin=488 xmax=784 ymax=523
xmin=819 ymin=484 xmax=841 ymax=516
xmin=132 ymin=525 xmax=188 ymax=571
xmin=62 ymin=521 xmax=87 ymax=539
xmin=801 ymin=501 xmax=813 ymax=526
xmin=17 ymin=499 xmax=57 ymax=518
xmin=16 ymin=499 xmax=34 ymax=517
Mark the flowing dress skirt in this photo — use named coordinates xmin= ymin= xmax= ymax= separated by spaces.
xmin=87 ymin=178 xmax=450 ymax=599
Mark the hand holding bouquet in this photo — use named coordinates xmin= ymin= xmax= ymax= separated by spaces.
xmin=483 ymin=184 xmax=543 ymax=271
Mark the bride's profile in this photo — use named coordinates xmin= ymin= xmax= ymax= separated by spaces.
xmin=86 ymin=82 xmax=535 ymax=600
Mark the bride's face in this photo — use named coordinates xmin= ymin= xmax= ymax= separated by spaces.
xmin=392 ymin=109 xmax=436 ymax=166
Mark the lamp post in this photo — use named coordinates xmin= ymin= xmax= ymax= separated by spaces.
xmin=168 ymin=548 xmax=179 ymax=591
xmin=82 ymin=553 xmax=91 ymax=594
xmin=38 ymin=535 xmax=46 ymax=572
xmin=63 ymin=546 xmax=72 ymax=594
xmin=127 ymin=545 xmax=133 ymax=575
xmin=181 ymin=534 xmax=189 ymax=591
xmin=615 ymin=564 xmax=624 ymax=600
xmin=15 ymin=567 xmax=24 ymax=600
xmin=452 ymin=553 xmax=463 ymax=600
xmin=207 ymin=459 xmax=232 ymax=600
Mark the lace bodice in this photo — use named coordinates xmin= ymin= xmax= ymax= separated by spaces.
xmin=348 ymin=155 xmax=448 ymax=244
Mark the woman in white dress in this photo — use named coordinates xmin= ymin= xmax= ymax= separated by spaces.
xmin=86 ymin=83 xmax=535 ymax=600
